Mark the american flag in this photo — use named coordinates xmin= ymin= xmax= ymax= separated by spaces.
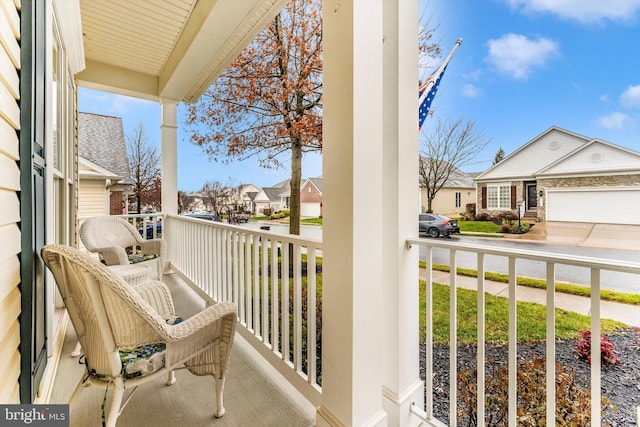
xmin=418 ymin=38 xmax=463 ymax=130
xmin=418 ymin=66 xmax=448 ymax=130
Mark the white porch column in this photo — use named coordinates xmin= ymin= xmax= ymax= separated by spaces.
xmin=381 ymin=1 xmax=422 ymax=426
xmin=319 ymin=0 xmax=387 ymax=426
xmin=160 ymin=99 xmax=178 ymax=215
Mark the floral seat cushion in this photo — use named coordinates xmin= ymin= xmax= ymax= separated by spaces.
xmin=119 ymin=317 xmax=182 ymax=379
xmin=128 ymin=253 xmax=158 ymax=264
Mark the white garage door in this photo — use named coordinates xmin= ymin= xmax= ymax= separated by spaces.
xmin=546 ymin=188 xmax=640 ymax=224
xmin=301 ymin=202 xmax=321 ymax=218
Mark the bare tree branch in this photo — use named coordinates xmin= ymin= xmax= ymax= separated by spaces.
xmin=419 ymin=118 xmax=491 ymax=213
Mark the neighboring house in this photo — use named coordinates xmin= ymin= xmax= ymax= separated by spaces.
xmin=419 ymin=167 xmax=476 ymax=217
xmin=301 ymin=177 xmax=323 ymax=218
xmin=78 ymin=112 xmax=132 ymax=216
xmin=236 ymin=183 xmax=260 ymax=214
xmin=475 ymin=126 xmax=640 ymax=224
xmin=254 ymin=179 xmax=291 ymax=214
xmin=253 ymin=178 xmax=323 ymax=217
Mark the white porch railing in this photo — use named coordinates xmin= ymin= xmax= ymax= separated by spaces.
xmin=163 ymin=214 xmax=323 ymax=406
xmin=406 ymin=237 xmax=640 ymax=427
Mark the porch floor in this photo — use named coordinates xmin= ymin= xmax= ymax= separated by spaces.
xmin=49 ymin=271 xmax=316 ymax=427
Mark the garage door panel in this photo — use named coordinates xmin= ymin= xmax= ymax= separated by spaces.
xmin=301 ymin=202 xmax=321 ymax=218
xmin=547 ymin=189 xmax=640 ymax=225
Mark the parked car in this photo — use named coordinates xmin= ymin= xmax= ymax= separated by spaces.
xmin=418 ymin=213 xmax=459 ymax=238
xmin=138 ymin=221 xmax=162 ymax=239
xmin=181 ymin=212 xmax=219 ymax=222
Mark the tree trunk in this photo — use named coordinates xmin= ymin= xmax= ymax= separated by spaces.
xmin=289 ymin=138 xmax=302 ymax=236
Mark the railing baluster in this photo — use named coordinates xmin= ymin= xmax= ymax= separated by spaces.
xmin=271 ymin=239 xmax=280 ymax=354
xmin=294 ymin=244 xmax=302 ymax=372
xmin=253 ymin=239 xmax=269 ymax=339
xmin=477 ymin=253 xmax=485 ymax=426
xmin=591 ymin=268 xmax=601 ymax=427
xmin=264 ymin=238 xmax=275 ymax=347
xmin=425 ymin=246 xmax=434 ymax=420
xmin=282 ymin=242 xmax=290 ymax=364
xmin=237 ymin=233 xmax=251 ymax=325
xmin=307 ymin=247 xmax=317 ymax=385
xmin=233 ymin=231 xmax=240 ymax=311
xmin=546 ymin=262 xmax=556 ymax=426
xmin=508 ymin=256 xmax=517 ymax=427
xmin=449 ymin=249 xmax=457 ymax=427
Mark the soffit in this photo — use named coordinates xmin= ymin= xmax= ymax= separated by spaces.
xmin=77 ymin=0 xmax=287 ymax=103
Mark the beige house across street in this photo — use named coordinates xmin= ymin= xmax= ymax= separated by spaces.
xmin=475 ymin=126 xmax=640 ymax=224
xmin=419 ymin=167 xmax=476 ymax=217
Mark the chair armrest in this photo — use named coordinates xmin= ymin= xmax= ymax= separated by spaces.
xmin=133 ymin=280 xmax=175 ymax=319
xmin=96 ymin=246 xmax=130 ymax=265
xmin=163 ymin=302 xmax=237 ymax=368
xmin=139 ymin=239 xmax=167 ymax=259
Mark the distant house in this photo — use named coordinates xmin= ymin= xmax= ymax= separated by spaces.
xmin=475 ymin=126 xmax=640 ymax=224
xmin=235 ymin=183 xmax=261 ymax=213
xmin=301 ymin=177 xmax=323 ymax=217
xmin=254 ymin=179 xmax=291 ymax=214
xmin=253 ymin=177 xmax=323 ymax=217
xmin=419 ymin=162 xmax=476 ymax=217
xmin=78 ymin=112 xmax=132 ymax=216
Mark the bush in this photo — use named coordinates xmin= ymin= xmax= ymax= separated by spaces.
xmin=457 ymin=356 xmax=614 ymax=426
xmin=575 ymin=330 xmax=621 ymax=365
xmin=465 ymin=203 xmax=476 ymax=220
xmin=475 ymin=212 xmax=490 ymax=221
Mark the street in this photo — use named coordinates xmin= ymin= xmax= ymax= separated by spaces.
xmin=421 ymin=236 xmax=640 ymax=294
xmin=235 ymin=222 xmax=640 ymax=293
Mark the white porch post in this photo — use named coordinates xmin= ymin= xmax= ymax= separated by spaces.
xmin=381 ymin=1 xmax=422 ymax=425
xmin=319 ymin=0 xmax=387 ymax=426
xmin=160 ymin=99 xmax=178 ymax=215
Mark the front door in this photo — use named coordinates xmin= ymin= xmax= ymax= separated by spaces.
xmin=526 ymin=183 xmax=538 ymax=211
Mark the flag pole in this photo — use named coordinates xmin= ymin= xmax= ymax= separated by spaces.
xmin=419 ymin=38 xmax=463 ymax=102
xmin=418 ymin=38 xmax=463 ymax=129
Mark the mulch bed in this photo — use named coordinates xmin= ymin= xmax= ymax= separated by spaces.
xmin=420 ymin=327 xmax=640 ymax=426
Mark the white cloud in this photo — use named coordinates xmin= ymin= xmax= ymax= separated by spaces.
xmin=598 ymin=112 xmax=628 ymax=129
xmin=485 ymin=33 xmax=560 ymax=79
xmin=505 ymin=0 xmax=640 ymax=24
xmin=463 ymin=69 xmax=483 ymax=81
xmin=462 ymin=84 xmax=481 ymax=98
xmin=620 ymin=85 xmax=640 ymax=108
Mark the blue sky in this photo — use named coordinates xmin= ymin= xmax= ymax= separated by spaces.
xmin=421 ymin=0 xmax=640 ymax=172
xmin=79 ymin=0 xmax=640 ymax=190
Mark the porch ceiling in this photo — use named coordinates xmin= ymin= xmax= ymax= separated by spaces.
xmin=76 ymin=0 xmax=287 ymax=103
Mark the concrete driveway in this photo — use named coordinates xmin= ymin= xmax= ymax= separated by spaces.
xmin=505 ymin=221 xmax=640 ymax=251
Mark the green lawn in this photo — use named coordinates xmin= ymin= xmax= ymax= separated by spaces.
xmin=423 ymin=263 xmax=640 ymax=306
xmin=458 ymin=219 xmax=502 ymax=233
xmin=420 ymin=280 xmax=624 ymax=344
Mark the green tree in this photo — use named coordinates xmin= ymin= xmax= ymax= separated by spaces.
xmin=493 ymin=147 xmax=506 ymax=165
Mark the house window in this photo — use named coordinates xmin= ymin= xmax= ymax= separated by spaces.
xmin=455 ymin=192 xmax=461 ymax=208
xmin=487 ymin=184 xmax=511 ymax=209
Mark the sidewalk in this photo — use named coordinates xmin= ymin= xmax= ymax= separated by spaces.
xmin=421 ymin=269 xmax=640 ymax=327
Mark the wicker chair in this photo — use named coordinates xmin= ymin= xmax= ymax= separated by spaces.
xmin=42 ymin=244 xmax=237 ymax=427
xmin=80 ymin=216 xmax=166 ymax=279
